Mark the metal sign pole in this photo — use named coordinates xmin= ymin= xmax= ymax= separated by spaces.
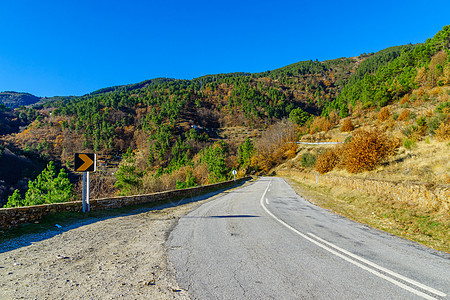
xmin=82 ymin=172 xmax=86 ymax=212
xmin=86 ymin=171 xmax=90 ymax=212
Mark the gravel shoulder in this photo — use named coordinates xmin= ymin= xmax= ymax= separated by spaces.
xmin=0 ymin=194 xmax=220 ymax=299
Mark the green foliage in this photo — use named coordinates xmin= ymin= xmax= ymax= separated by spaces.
xmin=435 ymin=101 xmax=450 ymax=113
xmin=289 ymin=108 xmax=310 ymax=125
xmin=300 ymin=152 xmax=316 ymax=168
xmin=416 ymin=116 xmax=427 ymax=127
xmin=4 ymin=162 xmax=73 ymax=208
xmin=237 ymin=138 xmax=254 ymax=170
xmin=115 ymin=148 xmax=142 ymax=195
xmin=403 ymin=138 xmax=417 ymax=149
xmin=4 ymin=190 xmax=23 ymax=208
xmin=166 ymin=137 xmax=191 ymax=173
xmin=175 ymin=171 xmax=197 ymax=189
xmin=328 ymin=25 xmax=450 ymax=113
xmin=201 ymin=142 xmax=229 ymax=183
xmin=0 ymin=103 xmax=10 ymax=112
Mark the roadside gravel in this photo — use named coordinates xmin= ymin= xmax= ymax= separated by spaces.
xmin=0 ymin=197 xmax=214 ymax=300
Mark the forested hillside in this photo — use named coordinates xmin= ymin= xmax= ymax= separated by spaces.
xmin=1 ymin=25 xmax=449 ymax=207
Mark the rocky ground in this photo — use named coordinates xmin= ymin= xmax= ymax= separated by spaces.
xmin=0 ymin=193 xmax=222 ymax=299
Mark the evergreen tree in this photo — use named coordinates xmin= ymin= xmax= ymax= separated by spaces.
xmin=115 ymin=148 xmax=142 ymax=195
xmin=238 ymin=138 xmax=254 ymax=169
xmin=3 ymin=162 xmax=73 ymax=208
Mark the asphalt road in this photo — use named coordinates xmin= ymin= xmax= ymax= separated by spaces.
xmin=167 ymin=177 xmax=450 ymax=300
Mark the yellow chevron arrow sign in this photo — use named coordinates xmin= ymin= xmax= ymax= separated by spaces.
xmin=75 ymin=153 xmax=96 ymax=172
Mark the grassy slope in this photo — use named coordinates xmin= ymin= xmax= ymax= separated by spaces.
xmin=278 ymin=85 xmax=450 ymax=252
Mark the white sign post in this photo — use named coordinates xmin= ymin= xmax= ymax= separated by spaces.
xmin=75 ymin=153 xmax=96 ymax=213
xmin=82 ymin=172 xmax=90 ymax=212
xmin=232 ymin=169 xmax=237 ymax=181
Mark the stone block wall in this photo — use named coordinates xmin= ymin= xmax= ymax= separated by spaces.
xmin=277 ymin=169 xmax=449 ymax=213
xmin=0 ymin=177 xmax=251 ymax=229
xmin=322 ymin=175 xmax=449 ymax=212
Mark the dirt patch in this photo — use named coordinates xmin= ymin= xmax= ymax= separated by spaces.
xmin=0 ymin=198 xmax=212 ymax=299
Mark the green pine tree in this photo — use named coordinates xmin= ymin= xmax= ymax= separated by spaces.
xmin=115 ymin=148 xmax=142 ymax=195
xmin=3 ymin=162 xmax=73 ymax=208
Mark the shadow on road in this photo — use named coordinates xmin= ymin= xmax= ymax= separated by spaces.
xmin=0 ymin=180 xmax=251 ymax=254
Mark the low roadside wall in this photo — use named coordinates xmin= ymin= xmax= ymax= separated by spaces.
xmin=278 ymin=169 xmax=449 ymax=212
xmin=0 ymin=177 xmax=251 ymax=229
xmin=322 ymin=175 xmax=449 ymax=212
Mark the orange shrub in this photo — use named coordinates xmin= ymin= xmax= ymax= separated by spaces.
xmin=397 ymin=109 xmax=410 ymax=121
xmin=315 ymin=149 xmax=339 ymax=174
xmin=435 ymin=122 xmax=450 ymax=141
xmin=342 ymin=128 xmax=399 ymax=173
xmin=377 ymin=107 xmax=391 ymax=122
xmin=400 ymin=94 xmax=410 ymax=105
xmin=340 ymin=118 xmax=354 ymax=132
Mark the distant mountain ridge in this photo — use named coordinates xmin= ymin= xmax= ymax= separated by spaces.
xmin=0 ymin=91 xmax=41 ymax=109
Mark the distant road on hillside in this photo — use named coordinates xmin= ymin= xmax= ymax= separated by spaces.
xmin=168 ymin=177 xmax=450 ymax=299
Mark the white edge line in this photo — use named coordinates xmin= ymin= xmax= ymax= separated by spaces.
xmin=259 ymin=181 xmax=443 ymax=300
xmin=307 ymin=232 xmax=446 ymax=298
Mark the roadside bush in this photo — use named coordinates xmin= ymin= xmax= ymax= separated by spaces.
xmin=377 ymin=107 xmax=391 ymax=122
xmin=300 ymin=152 xmax=316 ymax=168
xmin=342 ymin=128 xmax=398 ymax=173
xmin=315 ymin=149 xmax=339 ymax=174
xmin=435 ymin=122 xmax=450 ymax=141
xmin=340 ymin=118 xmax=354 ymax=132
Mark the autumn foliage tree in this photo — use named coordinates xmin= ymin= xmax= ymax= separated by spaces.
xmin=252 ymin=120 xmax=298 ymax=173
xmin=342 ymin=128 xmax=398 ymax=173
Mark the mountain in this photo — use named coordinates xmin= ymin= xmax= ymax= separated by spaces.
xmin=0 ymin=91 xmax=41 ymax=109
xmin=1 ymin=25 xmax=449 ymax=204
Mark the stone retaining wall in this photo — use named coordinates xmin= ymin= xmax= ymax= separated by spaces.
xmin=322 ymin=175 xmax=449 ymax=212
xmin=0 ymin=177 xmax=251 ymax=229
xmin=278 ymin=169 xmax=449 ymax=212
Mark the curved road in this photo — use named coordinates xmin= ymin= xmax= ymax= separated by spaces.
xmin=168 ymin=177 xmax=450 ymax=299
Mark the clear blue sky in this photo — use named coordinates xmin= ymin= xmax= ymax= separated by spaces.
xmin=0 ymin=0 xmax=449 ymax=97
